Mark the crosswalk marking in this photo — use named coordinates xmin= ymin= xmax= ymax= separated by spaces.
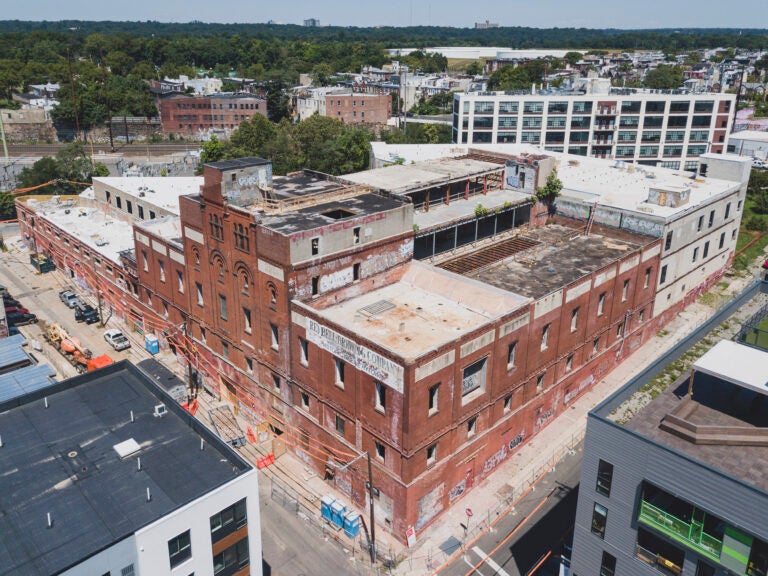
xmin=471 ymin=545 xmax=512 ymax=576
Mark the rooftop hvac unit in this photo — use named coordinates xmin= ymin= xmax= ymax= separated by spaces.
xmin=153 ymin=404 xmax=167 ymax=418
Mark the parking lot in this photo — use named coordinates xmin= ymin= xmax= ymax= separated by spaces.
xmin=1 ymin=236 xmax=167 ymax=380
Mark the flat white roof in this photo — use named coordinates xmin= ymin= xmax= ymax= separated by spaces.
xmin=308 ymin=261 xmax=529 ymax=362
xmin=693 ymin=340 xmax=768 ymax=396
xmin=369 ymin=143 xmax=743 ymax=219
xmin=135 ymin=217 xmax=184 ymax=248
xmin=24 ymin=196 xmax=135 ymax=263
xmin=730 ymin=130 xmax=768 ymax=144
xmin=94 ymin=177 xmax=202 ymax=216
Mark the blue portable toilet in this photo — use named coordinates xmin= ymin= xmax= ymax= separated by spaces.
xmin=343 ymin=510 xmax=360 ymax=538
xmin=144 ymin=334 xmax=159 ymax=355
xmin=321 ymin=495 xmax=335 ymax=522
xmin=331 ymin=501 xmax=346 ymax=528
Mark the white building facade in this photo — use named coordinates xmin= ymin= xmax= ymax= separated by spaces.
xmin=452 ymin=90 xmax=736 ymax=170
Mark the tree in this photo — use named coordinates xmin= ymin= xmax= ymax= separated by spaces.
xmin=311 ymin=63 xmax=333 ymax=87
xmin=265 ymin=81 xmax=290 ymax=122
xmin=564 ymin=52 xmax=583 ymax=66
xmin=536 ymin=170 xmax=563 ymax=213
xmin=488 ymin=60 xmax=547 ymax=91
xmin=227 ymin=114 xmax=276 ymax=158
xmin=0 ymin=191 xmax=16 ymax=221
xmin=198 ymin=136 xmax=225 ymax=171
xmin=465 ymin=61 xmax=484 ymax=76
xmin=18 ymin=156 xmax=62 ymax=191
xmin=643 ymin=65 xmax=683 ymax=90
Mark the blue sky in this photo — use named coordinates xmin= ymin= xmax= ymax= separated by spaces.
xmin=3 ymin=0 xmax=766 ymax=29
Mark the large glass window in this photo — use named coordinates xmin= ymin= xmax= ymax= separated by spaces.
xmin=570 ymin=131 xmax=589 ymax=143
xmin=473 ymin=116 xmax=493 ymax=130
xmin=596 ymin=459 xmax=614 ymax=496
xmin=642 ymin=130 xmax=662 ymax=143
xmin=548 ymin=101 xmax=568 ymax=114
xmin=571 ymin=116 xmax=591 ymax=129
xmin=213 ymin=536 xmax=250 ymax=575
xmin=473 ymin=101 xmax=494 ymax=114
xmin=572 ymin=101 xmax=592 ymax=113
xmin=694 ymin=100 xmax=714 ymax=113
xmin=498 ymin=132 xmax=517 ymax=143
xmin=668 ymin=116 xmax=688 ymax=127
xmin=689 ymin=130 xmax=709 ymax=142
xmin=521 ymin=131 xmax=541 ymax=144
xmin=522 ymin=116 xmax=542 ymax=129
xmin=645 ymin=100 xmax=666 ymax=113
xmin=545 ymin=131 xmax=565 ymax=143
xmin=621 ymin=100 xmax=641 ymax=113
xmin=168 ymin=530 xmax=192 ymax=568
xmin=211 ymin=499 xmax=248 ymax=542
xmin=498 ymin=116 xmax=517 ymax=128
xmin=665 ymin=130 xmax=686 ymax=142
xmin=615 ymin=146 xmax=635 ymax=158
xmin=547 ymin=117 xmax=567 ymax=129
xmin=670 ymin=101 xmax=690 ymax=113
xmin=643 ymin=116 xmax=664 ymax=127
xmin=619 ymin=116 xmax=639 ymax=127
xmin=664 ymin=145 xmax=683 ymax=158
xmin=618 ymin=131 xmax=636 ymax=142
xmin=692 ymin=115 xmax=712 ymax=127
xmin=639 ymin=145 xmax=659 ymax=157
xmin=523 ymin=101 xmax=544 ymax=114
xmin=498 ymin=101 xmax=519 ymax=114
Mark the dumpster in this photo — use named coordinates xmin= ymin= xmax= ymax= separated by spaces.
xmin=144 ymin=334 xmax=159 ymax=355
xmin=330 ymin=501 xmax=346 ymax=528
xmin=343 ymin=510 xmax=360 ymax=538
xmin=321 ymin=495 xmax=335 ymax=522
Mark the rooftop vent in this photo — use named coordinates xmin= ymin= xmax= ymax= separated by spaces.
xmin=359 ymin=299 xmax=396 ymax=317
xmin=114 ymin=438 xmax=142 ymax=458
xmin=153 ymin=403 xmax=167 ymax=418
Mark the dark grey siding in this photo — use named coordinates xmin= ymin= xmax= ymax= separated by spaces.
xmin=571 ymin=414 xmax=768 ymax=576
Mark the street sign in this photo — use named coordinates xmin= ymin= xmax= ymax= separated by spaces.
xmin=406 ymin=526 xmax=416 ymax=548
xmin=465 ymin=508 xmax=473 ymax=517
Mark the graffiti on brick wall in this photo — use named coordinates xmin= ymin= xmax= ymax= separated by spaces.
xmin=595 ymin=207 xmax=622 ymax=228
xmin=415 ymin=482 xmax=445 ymax=530
xmin=508 ymin=432 xmax=526 ymax=450
xmin=482 ymin=444 xmax=508 ymax=477
xmin=449 ymin=469 xmax=474 ymax=503
xmin=564 ymin=374 xmax=594 ymax=405
xmin=535 ymin=407 xmax=555 ymax=431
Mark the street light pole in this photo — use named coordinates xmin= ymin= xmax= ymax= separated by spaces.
xmin=367 ymin=451 xmax=376 ymax=565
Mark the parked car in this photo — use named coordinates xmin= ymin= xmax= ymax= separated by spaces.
xmin=0 ymin=284 xmax=8 ymax=297
xmin=104 ymin=329 xmax=131 ymax=351
xmin=753 ymin=158 xmax=768 ymax=170
xmin=59 ymin=289 xmax=80 ymax=308
xmin=762 ymin=259 xmax=768 ymax=270
xmin=5 ymin=305 xmax=30 ymax=315
xmin=6 ymin=312 xmax=37 ymax=326
xmin=74 ymin=302 xmax=100 ymax=324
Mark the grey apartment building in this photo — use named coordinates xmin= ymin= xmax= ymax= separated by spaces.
xmin=570 ymin=337 xmax=768 ymax=576
xmin=452 ymin=89 xmax=736 ymax=170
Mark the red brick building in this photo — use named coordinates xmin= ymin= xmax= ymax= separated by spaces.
xmin=24 ymin=151 xmax=748 ymax=544
xmin=325 ymin=92 xmax=392 ymax=124
xmin=159 ymin=93 xmax=268 ymax=139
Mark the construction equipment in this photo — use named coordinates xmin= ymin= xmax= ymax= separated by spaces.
xmin=44 ymin=322 xmax=114 ymax=373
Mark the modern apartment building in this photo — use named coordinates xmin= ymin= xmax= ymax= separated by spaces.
xmin=452 ymin=89 xmax=736 ymax=169
xmin=0 ymin=360 xmax=261 ymax=576
xmin=571 ymin=336 xmax=768 ymax=576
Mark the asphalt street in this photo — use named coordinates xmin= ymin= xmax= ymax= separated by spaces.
xmin=438 ymin=444 xmax=582 ymax=576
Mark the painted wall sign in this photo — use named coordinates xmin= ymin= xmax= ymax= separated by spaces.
xmin=306 ymin=318 xmax=404 ymax=392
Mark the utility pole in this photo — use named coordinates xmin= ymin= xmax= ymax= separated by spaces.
xmin=67 ymin=49 xmax=81 ymax=139
xmin=367 ymin=452 xmax=376 ymax=565
xmin=100 ymin=47 xmax=114 ymax=152
xmin=0 ymin=109 xmax=8 ymax=161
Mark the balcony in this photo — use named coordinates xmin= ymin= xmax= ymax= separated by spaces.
xmin=592 ymin=140 xmax=614 ymax=146
xmin=638 ymin=500 xmax=722 ymax=562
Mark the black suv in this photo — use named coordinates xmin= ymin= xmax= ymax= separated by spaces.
xmin=74 ymin=303 xmax=100 ymax=324
xmin=6 ymin=312 xmax=37 ymax=326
